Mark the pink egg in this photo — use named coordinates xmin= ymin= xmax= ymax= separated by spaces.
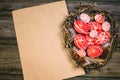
xmin=89 ymin=30 xmax=98 ymax=38
xmin=95 ymin=14 xmax=105 ymax=23
xmin=77 ymin=50 xmax=86 ymax=57
xmin=94 ymin=32 xmax=111 ymax=45
xmin=80 ymin=13 xmax=90 ymax=23
xmin=99 ymin=32 xmax=110 ymax=44
xmin=102 ymin=21 xmax=110 ymax=31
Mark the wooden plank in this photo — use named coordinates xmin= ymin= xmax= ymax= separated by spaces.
xmin=68 ymin=0 xmax=120 ymax=2
xmin=0 ymin=0 xmax=60 ymax=11
xmin=0 ymin=44 xmax=22 ymax=75
xmin=0 ymin=38 xmax=17 ymax=45
xmin=95 ymin=78 xmax=120 ymax=80
xmin=0 ymin=74 xmax=23 ymax=80
xmin=66 ymin=77 xmax=120 ymax=80
xmin=65 ymin=74 xmax=120 ymax=80
xmin=65 ymin=77 xmax=94 ymax=80
xmin=0 ymin=0 xmax=120 ymax=12
xmin=0 ymin=20 xmax=16 ymax=38
xmin=0 ymin=64 xmax=22 ymax=74
xmin=0 ymin=45 xmax=20 ymax=63
xmin=0 ymin=0 xmax=120 ymax=2
xmin=0 ymin=0 xmax=60 ymax=2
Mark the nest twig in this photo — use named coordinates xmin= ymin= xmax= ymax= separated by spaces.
xmin=63 ymin=3 xmax=118 ymax=70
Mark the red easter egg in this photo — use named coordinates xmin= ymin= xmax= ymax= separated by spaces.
xmin=87 ymin=45 xmax=103 ymax=58
xmin=102 ymin=21 xmax=110 ymax=31
xmin=94 ymin=32 xmax=111 ymax=44
xmin=89 ymin=30 xmax=98 ymax=38
xmin=99 ymin=32 xmax=111 ymax=44
xmin=74 ymin=20 xmax=90 ymax=34
xmin=88 ymin=22 xmax=102 ymax=34
xmin=95 ymin=14 xmax=105 ymax=23
xmin=74 ymin=34 xmax=87 ymax=50
xmin=85 ymin=35 xmax=94 ymax=46
xmin=80 ymin=13 xmax=90 ymax=23
xmin=77 ymin=50 xmax=86 ymax=57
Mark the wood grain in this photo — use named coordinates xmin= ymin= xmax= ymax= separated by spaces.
xmin=0 ymin=20 xmax=16 ymax=38
xmin=0 ymin=44 xmax=23 ymax=79
xmin=0 ymin=0 xmax=120 ymax=80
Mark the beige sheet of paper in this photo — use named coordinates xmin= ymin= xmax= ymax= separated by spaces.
xmin=12 ymin=1 xmax=85 ymax=80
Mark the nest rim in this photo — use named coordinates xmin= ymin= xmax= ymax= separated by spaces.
xmin=63 ymin=4 xmax=118 ymax=69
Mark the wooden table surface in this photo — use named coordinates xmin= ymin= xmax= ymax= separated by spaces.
xmin=0 ymin=0 xmax=120 ymax=80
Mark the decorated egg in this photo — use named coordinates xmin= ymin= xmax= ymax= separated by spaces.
xmin=94 ymin=32 xmax=111 ymax=44
xmin=74 ymin=20 xmax=90 ymax=34
xmin=102 ymin=21 xmax=110 ymax=31
xmin=80 ymin=13 xmax=90 ymax=23
xmin=99 ymin=32 xmax=110 ymax=44
xmin=74 ymin=34 xmax=87 ymax=50
xmin=88 ymin=22 xmax=102 ymax=33
xmin=95 ymin=14 xmax=105 ymax=23
xmin=89 ymin=30 xmax=98 ymax=38
xmin=87 ymin=45 xmax=103 ymax=58
xmin=77 ymin=49 xmax=86 ymax=57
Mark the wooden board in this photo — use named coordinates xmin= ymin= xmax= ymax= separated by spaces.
xmin=0 ymin=44 xmax=23 ymax=80
xmin=0 ymin=0 xmax=120 ymax=80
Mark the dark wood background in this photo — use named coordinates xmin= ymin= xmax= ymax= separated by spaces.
xmin=0 ymin=0 xmax=120 ymax=80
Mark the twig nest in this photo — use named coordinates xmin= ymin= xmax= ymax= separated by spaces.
xmin=63 ymin=4 xmax=117 ymax=69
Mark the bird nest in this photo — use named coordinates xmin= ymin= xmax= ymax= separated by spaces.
xmin=63 ymin=4 xmax=118 ymax=70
